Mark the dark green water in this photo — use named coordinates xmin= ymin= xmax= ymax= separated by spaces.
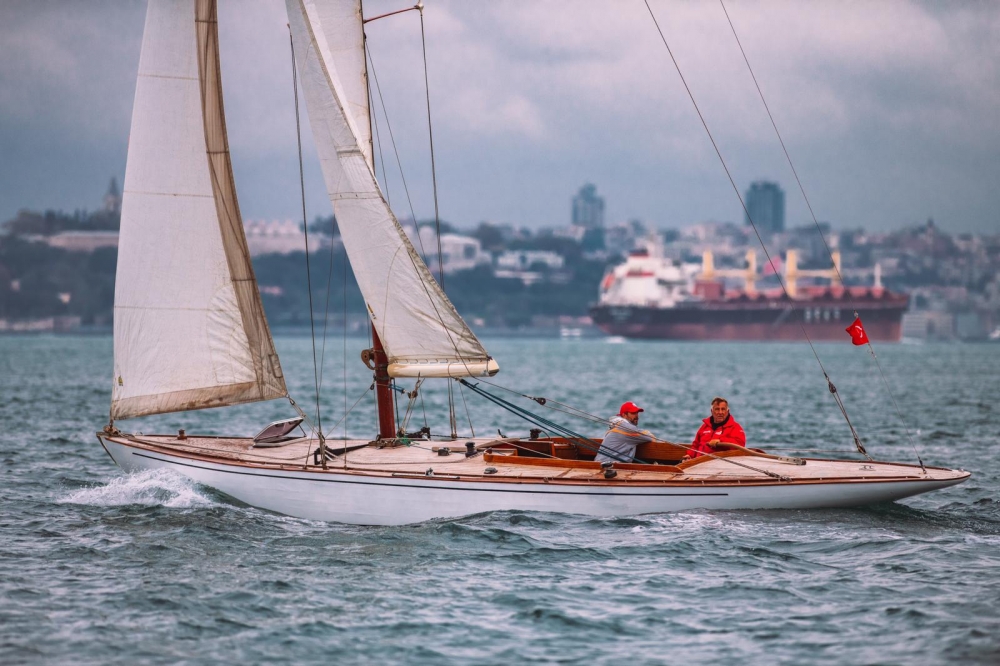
xmin=1 ymin=336 xmax=998 ymax=664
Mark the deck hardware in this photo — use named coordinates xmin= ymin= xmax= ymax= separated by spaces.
xmin=860 ymin=465 xmax=875 ymax=471
xmin=484 ymin=467 xmax=498 ymax=475
xmin=437 ymin=447 xmax=451 ymax=456
xmin=177 ymin=429 xmax=186 ymax=440
xmin=529 ymin=428 xmax=542 ymax=440
xmin=604 ymin=468 xmax=618 ymax=479
xmin=425 ymin=468 xmax=434 ymax=476
xmin=465 ymin=442 xmax=476 ymax=457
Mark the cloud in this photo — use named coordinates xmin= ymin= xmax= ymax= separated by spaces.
xmin=0 ymin=0 xmax=998 ymax=232
xmin=0 ymin=1 xmax=143 ymax=142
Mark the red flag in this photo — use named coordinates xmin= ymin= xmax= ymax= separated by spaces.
xmin=845 ymin=316 xmax=869 ymax=346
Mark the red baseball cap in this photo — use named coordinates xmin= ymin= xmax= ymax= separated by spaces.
xmin=619 ymin=401 xmax=644 ymax=415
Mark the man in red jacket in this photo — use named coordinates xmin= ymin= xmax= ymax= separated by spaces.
xmin=685 ymin=397 xmax=746 ymax=459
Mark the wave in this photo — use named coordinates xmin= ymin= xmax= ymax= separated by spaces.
xmin=59 ymin=469 xmax=217 ymax=509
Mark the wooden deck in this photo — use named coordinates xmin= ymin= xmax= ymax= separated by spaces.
xmin=108 ymin=433 xmax=961 ymax=487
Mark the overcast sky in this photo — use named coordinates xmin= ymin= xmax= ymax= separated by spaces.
xmin=1 ymin=0 xmax=998 ymax=233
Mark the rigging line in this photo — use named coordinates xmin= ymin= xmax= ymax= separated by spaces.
xmin=717 ymin=0 xmax=922 ymax=467
xmin=457 ymin=379 xmax=476 ymax=438
xmin=418 ymin=4 xmax=446 ymax=289
xmin=288 ymin=28 xmax=327 ymax=467
xmin=471 ymin=376 xmax=612 ymax=425
xmin=448 ymin=382 xmax=458 ymax=439
xmin=366 ymin=40 xmax=477 ymax=376
xmin=316 ymin=221 xmax=338 ymax=394
xmin=420 ymin=386 xmax=428 ymax=428
xmin=867 ymin=347 xmax=924 ymax=469
xmin=343 ymin=229 xmax=349 ymax=439
xmin=394 ymin=379 xmax=401 ymax=435
xmin=412 ymin=5 xmax=483 ymax=388
xmin=365 ymin=54 xmax=478 ymax=385
xmin=306 ymin=384 xmax=376 ymax=467
xmin=366 ymin=36 xmax=391 ymax=206
xmin=364 ymin=42 xmax=430 ymax=263
xmin=343 ymin=246 xmax=348 ymax=467
xmin=642 ymin=0 xmax=869 ymax=460
xmin=459 ymin=379 xmax=637 ymax=464
xmin=362 ymin=9 xmax=488 ymax=384
xmin=717 ymin=0 xmax=846 ymax=290
xmin=719 ymin=0 xmax=924 ymax=468
xmin=363 ymin=4 xmax=420 ymax=25
xmin=287 ymin=395 xmax=321 ymax=441
xmin=680 ymin=450 xmax=790 ymax=481
xmin=399 ymin=378 xmax=423 ymax=433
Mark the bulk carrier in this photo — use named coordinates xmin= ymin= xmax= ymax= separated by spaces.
xmin=590 ymin=240 xmax=908 ymax=341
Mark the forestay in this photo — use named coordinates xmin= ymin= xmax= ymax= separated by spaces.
xmin=112 ymin=0 xmax=286 ymax=420
xmin=286 ymin=0 xmax=498 ymax=378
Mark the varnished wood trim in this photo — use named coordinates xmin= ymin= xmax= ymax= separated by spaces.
xmin=483 ymin=451 xmax=683 ymax=474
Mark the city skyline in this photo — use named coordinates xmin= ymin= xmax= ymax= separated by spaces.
xmin=1 ymin=1 xmax=998 ymax=233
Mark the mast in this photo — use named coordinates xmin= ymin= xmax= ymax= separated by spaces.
xmin=360 ymin=0 xmax=396 ymax=439
xmin=371 ymin=327 xmax=396 ymax=439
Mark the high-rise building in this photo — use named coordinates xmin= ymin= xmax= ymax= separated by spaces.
xmin=744 ymin=180 xmax=784 ymax=233
xmin=572 ymin=183 xmax=605 ymax=228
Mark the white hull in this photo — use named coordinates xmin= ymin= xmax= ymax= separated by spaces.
xmin=98 ymin=436 xmax=969 ymax=526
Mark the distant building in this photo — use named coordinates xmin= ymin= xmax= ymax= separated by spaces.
xmin=551 ymin=225 xmax=587 ymax=243
xmin=45 ymin=230 xmax=119 ymax=252
xmin=744 ymin=180 xmax=784 ymax=233
xmin=104 ymin=178 xmax=122 ymax=215
xmin=604 ymin=219 xmax=649 ymax=257
xmin=244 ymin=218 xmax=333 ymax=256
xmin=901 ymin=310 xmax=954 ymax=341
xmin=412 ymin=227 xmax=490 ymax=275
xmin=495 ymin=250 xmax=565 ymax=272
xmin=572 ymin=183 xmax=605 ymax=228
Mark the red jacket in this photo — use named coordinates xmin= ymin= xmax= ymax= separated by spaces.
xmin=687 ymin=415 xmax=746 ymax=458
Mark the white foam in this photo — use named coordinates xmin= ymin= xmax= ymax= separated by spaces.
xmin=61 ymin=469 xmax=216 ymax=509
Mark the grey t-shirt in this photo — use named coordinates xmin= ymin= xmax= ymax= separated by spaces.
xmin=595 ymin=415 xmax=654 ymax=463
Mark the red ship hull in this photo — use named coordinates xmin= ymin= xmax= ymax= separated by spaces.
xmin=591 ymin=288 xmax=908 ymax=342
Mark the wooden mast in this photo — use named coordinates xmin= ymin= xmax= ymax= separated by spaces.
xmin=361 ymin=0 xmax=396 ymax=439
xmin=371 ymin=326 xmax=396 ymax=439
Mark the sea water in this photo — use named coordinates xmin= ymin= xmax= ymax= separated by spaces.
xmin=1 ymin=335 xmax=998 ymax=664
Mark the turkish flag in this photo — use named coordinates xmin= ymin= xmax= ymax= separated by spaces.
xmin=845 ymin=316 xmax=869 ymax=346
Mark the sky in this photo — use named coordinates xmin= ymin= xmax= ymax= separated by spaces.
xmin=1 ymin=0 xmax=998 ymax=233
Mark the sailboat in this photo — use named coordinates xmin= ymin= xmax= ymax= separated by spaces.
xmin=97 ymin=0 xmax=969 ymax=526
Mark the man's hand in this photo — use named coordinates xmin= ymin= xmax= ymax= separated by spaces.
xmin=708 ymin=438 xmax=722 ymax=449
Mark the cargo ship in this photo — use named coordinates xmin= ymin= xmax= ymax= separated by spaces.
xmin=590 ymin=240 xmax=908 ymax=341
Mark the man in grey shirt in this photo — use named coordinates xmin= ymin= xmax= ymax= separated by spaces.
xmin=595 ymin=401 xmax=655 ymax=463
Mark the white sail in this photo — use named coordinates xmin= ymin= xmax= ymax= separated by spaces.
xmin=309 ymin=0 xmax=371 ymax=171
xmin=111 ymin=0 xmax=286 ymax=420
xmin=286 ymin=0 xmax=498 ymax=378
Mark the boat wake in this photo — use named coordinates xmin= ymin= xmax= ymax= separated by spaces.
xmin=61 ymin=469 xmax=217 ymax=509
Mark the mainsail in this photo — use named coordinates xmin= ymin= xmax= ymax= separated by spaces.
xmin=286 ymin=0 xmax=498 ymax=378
xmin=111 ymin=0 xmax=286 ymax=420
